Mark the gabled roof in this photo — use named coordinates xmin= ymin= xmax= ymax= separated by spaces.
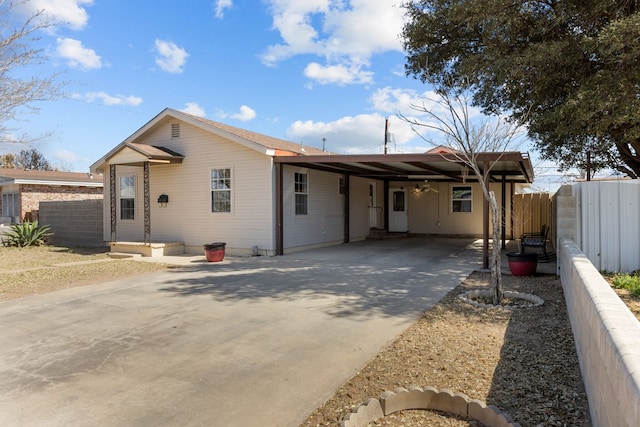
xmin=91 ymin=108 xmax=326 ymax=172
xmin=181 ymin=111 xmax=326 ymax=156
xmin=425 ymin=145 xmax=462 ymax=155
xmin=0 ymin=168 xmax=103 ymax=187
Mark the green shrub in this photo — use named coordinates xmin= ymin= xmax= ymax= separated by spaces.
xmin=2 ymin=221 xmax=53 ymax=247
xmin=612 ymin=272 xmax=640 ymax=298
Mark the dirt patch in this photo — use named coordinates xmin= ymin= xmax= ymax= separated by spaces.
xmin=0 ymin=246 xmax=169 ymax=301
xmin=301 ymin=272 xmax=591 ymax=426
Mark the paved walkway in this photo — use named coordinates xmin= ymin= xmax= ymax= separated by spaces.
xmin=0 ymin=237 xmax=482 ymax=426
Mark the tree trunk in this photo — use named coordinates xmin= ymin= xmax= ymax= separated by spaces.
xmin=489 ymin=191 xmax=503 ymax=304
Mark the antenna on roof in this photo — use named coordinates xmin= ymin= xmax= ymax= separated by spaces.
xmin=322 ymin=137 xmax=326 ymax=152
xmin=384 ymin=117 xmax=389 ymax=154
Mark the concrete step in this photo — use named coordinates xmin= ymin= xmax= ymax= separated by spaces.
xmin=107 ymin=252 xmax=143 ymax=259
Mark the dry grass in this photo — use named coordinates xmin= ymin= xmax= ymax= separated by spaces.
xmin=0 ymin=245 xmax=168 ymax=301
xmin=301 ymin=272 xmax=592 ymax=426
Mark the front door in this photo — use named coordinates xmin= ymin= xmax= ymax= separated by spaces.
xmin=388 ymin=189 xmax=408 ymax=232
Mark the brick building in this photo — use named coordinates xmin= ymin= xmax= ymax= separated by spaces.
xmin=0 ymin=168 xmax=103 ymax=224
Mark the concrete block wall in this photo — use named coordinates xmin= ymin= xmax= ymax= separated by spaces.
xmin=559 ymin=238 xmax=640 ymax=427
xmin=19 ymin=184 xmax=103 ymax=221
xmin=39 ymin=199 xmax=106 ymax=247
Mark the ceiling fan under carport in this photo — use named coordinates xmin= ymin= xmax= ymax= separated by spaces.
xmin=413 ymin=180 xmax=439 ymax=193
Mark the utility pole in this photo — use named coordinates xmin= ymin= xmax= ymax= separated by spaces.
xmin=384 ymin=117 xmax=389 ymax=154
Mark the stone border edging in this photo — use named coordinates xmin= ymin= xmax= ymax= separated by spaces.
xmin=341 ymin=386 xmax=521 ymax=427
xmin=458 ymin=289 xmax=544 ymax=309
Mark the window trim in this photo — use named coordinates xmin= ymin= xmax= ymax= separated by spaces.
xmin=294 ymin=172 xmax=308 ymax=215
xmin=1 ymin=192 xmax=19 ymax=217
xmin=211 ymin=167 xmax=232 ymax=213
xmin=451 ymin=185 xmax=473 ymax=213
xmin=119 ymin=175 xmax=136 ymax=220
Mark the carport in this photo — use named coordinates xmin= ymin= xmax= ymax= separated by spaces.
xmin=274 ymin=150 xmax=535 ymax=268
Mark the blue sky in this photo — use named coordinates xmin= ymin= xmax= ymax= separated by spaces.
xmin=5 ymin=0 xmax=564 ymax=191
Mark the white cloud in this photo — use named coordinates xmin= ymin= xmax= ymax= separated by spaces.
xmin=181 ymin=102 xmax=206 ymax=117
xmin=233 ymin=105 xmax=257 ymax=121
xmin=72 ymin=92 xmax=143 ymax=106
xmin=287 ymin=113 xmax=422 ymax=154
xmin=214 ymin=0 xmax=233 ymax=18
xmin=15 ymin=0 xmax=93 ymax=31
xmin=261 ymin=0 xmax=406 ymax=85
xmin=220 ymin=105 xmax=257 ymax=122
xmin=154 ymin=39 xmax=189 ymax=74
xmin=54 ymin=149 xmax=80 ymax=163
xmin=56 ymin=37 xmax=101 ymax=70
xmin=304 ymin=62 xmax=373 ymax=85
xmin=285 ymin=86 xmax=490 ymax=154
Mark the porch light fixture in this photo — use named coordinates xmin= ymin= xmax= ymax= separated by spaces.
xmin=157 ymin=194 xmax=169 ymax=207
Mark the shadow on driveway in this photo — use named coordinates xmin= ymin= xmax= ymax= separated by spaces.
xmin=155 ymin=237 xmax=483 ymax=320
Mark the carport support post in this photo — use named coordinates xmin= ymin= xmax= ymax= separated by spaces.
xmin=483 ymin=161 xmax=490 ymax=270
xmin=343 ymin=173 xmax=350 ymax=243
xmin=276 ymin=162 xmax=283 ymax=255
xmin=144 ymin=161 xmax=150 ymax=245
xmin=110 ymin=164 xmax=116 ymax=242
xmin=501 ymin=173 xmax=506 ymax=249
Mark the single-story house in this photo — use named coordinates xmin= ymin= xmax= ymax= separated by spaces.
xmin=90 ymin=108 xmax=534 ymax=264
xmin=0 ymin=168 xmax=103 ymax=224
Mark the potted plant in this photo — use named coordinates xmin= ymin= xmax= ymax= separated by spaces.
xmin=506 ymin=252 xmax=538 ymax=276
xmin=204 ymin=242 xmax=226 ymax=262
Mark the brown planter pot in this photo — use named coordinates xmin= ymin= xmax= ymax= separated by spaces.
xmin=204 ymin=242 xmax=226 ymax=262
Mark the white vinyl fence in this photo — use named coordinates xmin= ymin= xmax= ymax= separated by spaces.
xmin=574 ymin=180 xmax=640 ymax=273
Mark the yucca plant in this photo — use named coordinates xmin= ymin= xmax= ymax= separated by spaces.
xmin=2 ymin=221 xmax=53 ymax=247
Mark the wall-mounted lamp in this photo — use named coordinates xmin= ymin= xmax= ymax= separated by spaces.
xmin=157 ymin=194 xmax=169 ymax=207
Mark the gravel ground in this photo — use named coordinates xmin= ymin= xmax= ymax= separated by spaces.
xmin=301 ymin=272 xmax=592 ymax=426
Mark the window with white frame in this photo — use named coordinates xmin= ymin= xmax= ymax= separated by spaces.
xmin=211 ymin=168 xmax=232 ymax=212
xmin=451 ymin=185 xmax=472 ymax=212
xmin=294 ymin=172 xmax=308 ymax=215
xmin=1 ymin=193 xmax=18 ymax=217
xmin=119 ymin=176 xmax=136 ymax=220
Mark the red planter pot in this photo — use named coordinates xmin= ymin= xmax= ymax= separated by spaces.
xmin=204 ymin=242 xmax=226 ymax=262
xmin=507 ymin=252 xmax=538 ymax=276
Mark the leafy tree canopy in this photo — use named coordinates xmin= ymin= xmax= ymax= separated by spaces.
xmin=1 ymin=148 xmax=52 ymax=170
xmin=401 ymin=0 xmax=640 ymax=178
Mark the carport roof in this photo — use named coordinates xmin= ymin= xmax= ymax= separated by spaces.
xmin=274 ymin=151 xmax=534 ymax=183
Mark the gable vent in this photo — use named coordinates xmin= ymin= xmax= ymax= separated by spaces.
xmin=171 ymin=123 xmax=180 ymax=138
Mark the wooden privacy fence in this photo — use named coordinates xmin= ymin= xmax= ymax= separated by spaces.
xmin=512 ymin=192 xmax=552 ymax=240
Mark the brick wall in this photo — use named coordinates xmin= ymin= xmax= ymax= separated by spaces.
xmin=19 ymin=184 xmax=103 ymax=221
xmin=39 ymin=199 xmax=106 ymax=247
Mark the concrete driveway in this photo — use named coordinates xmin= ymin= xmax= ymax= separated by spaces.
xmin=0 ymin=237 xmax=482 ymax=426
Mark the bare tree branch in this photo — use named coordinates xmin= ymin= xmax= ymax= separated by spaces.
xmin=0 ymin=0 xmax=64 ymax=144
xmin=399 ymin=80 xmax=527 ymax=304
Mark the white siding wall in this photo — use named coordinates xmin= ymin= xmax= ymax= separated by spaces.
xmin=282 ymin=166 xmax=345 ymax=251
xmin=101 ymin=118 xmax=275 ymax=254
xmin=349 ymin=177 xmax=376 ymax=240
